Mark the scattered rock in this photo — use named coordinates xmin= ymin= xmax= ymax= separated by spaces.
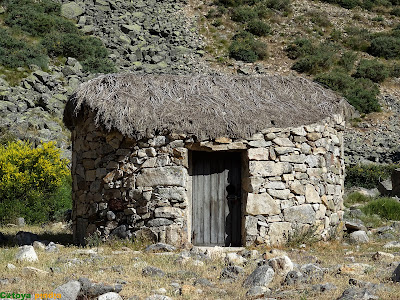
xmin=22 ymin=266 xmax=49 ymax=276
xmin=337 ymin=287 xmax=378 ymax=300
xmin=267 ymin=255 xmax=294 ymax=276
xmin=392 ymin=263 xmax=400 ymax=282
xmin=98 ymin=292 xmax=123 ymax=300
xmin=243 ymin=265 xmax=275 ymax=288
xmin=372 ymin=251 xmax=395 ymax=261
xmin=145 ymin=295 xmax=172 ymax=300
xmin=193 ymin=278 xmax=214 ymax=287
xmin=220 ymin=265 xmax=244 ymax=282
xmin=15 ymin=231 xmax=39 ymax=246
xmin=78 ymin=277 xmax=122 ymax=297
xmin=54 ymin=281 xmax=81 ymax=300
xmin=349 ymin=231 xmax=369 ymax=244
xmin=384 ymin=241 xmax=400 ymax=248
xmin=145 ymin=243 xmax=176 ymax=253
xmin=33 ymin=241 xmax=46 ymax=250
xmin=142 ymin=266 xmax=165 ymax=277
xmin=16 ymin=245 xmax=38 ymax=262
xmin=246 ymin=286 xmax=270 ymax=299
xmin=311 ymin=283 xmax=337 ymax=293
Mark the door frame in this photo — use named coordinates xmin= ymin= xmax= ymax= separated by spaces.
xmin=188 ymin=149 xmax=246 ymax=247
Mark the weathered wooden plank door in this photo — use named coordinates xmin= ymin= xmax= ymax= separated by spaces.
xmin=192 ymin=151 xmax=241 ymax=246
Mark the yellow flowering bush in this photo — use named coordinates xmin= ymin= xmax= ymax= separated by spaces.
xmin=0 ymin=141 xmax=71 ymax=223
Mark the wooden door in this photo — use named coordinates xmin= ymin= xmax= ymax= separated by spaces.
xmin=192 ymin=151 xmax=241 ymax=246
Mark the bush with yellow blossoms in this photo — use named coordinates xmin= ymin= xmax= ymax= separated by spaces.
xmin=0 ymin=141 xmax=71 ymax=223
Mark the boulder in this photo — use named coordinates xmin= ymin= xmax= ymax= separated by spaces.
xmin=243 ymin=265 xmax=275 ymax=288
xmin=16 ymin=245 xmax=38 ymax=262
xmin=98 ymin=292 xmax=122 ymax=300
xmin=53 ymin=280 xmax=81 ymax=300
xmin=267 ymin=255 xmax=294 ymax=276
xmin=61 ymin=2 xmax=85 ymax=19
xmin=349 ymin=231 xmax=369 ymax=244
xmin=145 ymin=243 xmax=176 ymax=253
xmin=15 ymin=231 xmax=39 ymax=245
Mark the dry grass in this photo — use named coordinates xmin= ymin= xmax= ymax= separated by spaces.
xmin=2 ymin=224 xmax=400 ymax=299
xmin=64 ymin=73 xmax=348 ymax=141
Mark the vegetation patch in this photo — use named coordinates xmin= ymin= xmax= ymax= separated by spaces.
xmin=362 ymin=197 xmax=400 ymax=221
xmin=344 ymin=163 xmax=398 ymax=188
xmin=0 ymin=141 xmax=71 ymax=224
xmin=0 ymin=0 xmax=115 ymax=74
xmin=228 ymin=31 xmax=267 ymax=62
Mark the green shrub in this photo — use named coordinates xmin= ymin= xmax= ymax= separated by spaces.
xmin=291 ymin=43 xmax=337 ymax=75
xmin=0 ymin=28 xmax=48 ymax=69
xmin=247 ymin=19 xmax=271 ymax=36
xmin=0 ymin=141 xmax=71 ymax=223
xmin=354 ymin=59 xmax=389 ymax=83
xmin=307 ymin=10 xmax=332 ymax=27
xmin=362 ymin=198 xmax=400 ymax=221
xmin=345 ymin=164 xmax=398 ymax=188
xmin=343 ymin=27 xmax=371 ymax=52
xmin=231 ymin=6 xmax=258 ymax=23
xmin=344 ymin=192 xmax=371 ymax=207
xmin=338 ymin=51 xmax=357 ymax=72
xmin=390 ymin=7 xmax=400 ymax=16
xmin=343 ymin=78 xmax=381 ymax=113
xmin=3 ymin=0 xmax=72 ymax=37
xmin=229 ymin=31 xmax=267 ymax=62
xmin=368 ymin=36 xmax=400 ymax=59
xmin=315 ymin=71 xmax=381 ymax=113
xmin=391 ymin=63 xmax=400 ymax=77
xmin=1 ymin=0 xmax=114 ymax=74
xmin=42 ymin=34 xmax=114 ymax=73
xmin=264 ymin=0 xmax=291 ymax=11
xmin=315 ymin=70 xmax=354 ymax=91
xmin=285 ymin=38 xmax=314 ymax=59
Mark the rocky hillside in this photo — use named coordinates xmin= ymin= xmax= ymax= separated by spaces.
xmin=0 ymin=0 xmax=399 ymax=164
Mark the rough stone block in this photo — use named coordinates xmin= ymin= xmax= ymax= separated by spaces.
xmin=284 ymin=204 xmax=316 ymax=224
xmin=269 ymin=222 xmax=291 ymax=245
xmin=305 ymin=184 xmax=321 ymax=203
xmin=280 ymin=154 xmax=306 ymax=163
xmin=273 ymin=137 xmax=294 ymax=147
xmin=248 ymin=148 xmax=269 ymax=160
xmin=249 ymin=161 xmax=292 ymax=177
xmin=154 ymin=207 xmax=184 ymax=219
xmin=246 ymin=193 xmax=280 ymax=216
xmin=267 ymin=189 xmax=290 ymax=199
xmin=136 ymin=167 xmax=187 ymax=187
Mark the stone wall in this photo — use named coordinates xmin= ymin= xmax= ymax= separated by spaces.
xmin=71 ymin=109 xmax=345 ymax=247
xmin=241 ymin=114 xmax=345 ymax=246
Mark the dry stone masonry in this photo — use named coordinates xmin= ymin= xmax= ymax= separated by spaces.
xmin=71 ymin=108 xmax=345 ymax=247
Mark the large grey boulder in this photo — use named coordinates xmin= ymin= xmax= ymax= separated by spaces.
xmin=15 ymin=231 xmax=39 ymax=245
xmin=53 ymin=280 xmax=81 ymax=300
xmin=243 ymin=265 xmax=275 ymax=288
xmin=337 ymin=287 xmax=378 ymax=300
xmin=16 ymin=245 xmax=38 ymax=262
xmin=145 ymin=243 xmax=176 ymax=253
xmin=267 ymin=255 xmax=293 ymax=277
xmin=349 ymin=231 xmax=369 ymax=244
xmin=98 ymin=292 xmax=122 ymax=300
xmin=61 ymin=2 xmax=85 ymax=19
xmin=392 ymin=168 xmax=400 ymax=197
xmin=392 ymin=263 xmax=400 ymax=282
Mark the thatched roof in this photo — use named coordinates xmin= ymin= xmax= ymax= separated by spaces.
xmin=64 ymin=73 xmax=348 ymax=140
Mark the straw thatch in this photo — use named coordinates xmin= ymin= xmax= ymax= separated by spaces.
xmin=64 ymin=73 xmax=348 ymax=140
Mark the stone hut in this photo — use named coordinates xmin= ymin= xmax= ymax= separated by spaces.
xmin=64 ymin=73 xmax=347 ymax=247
